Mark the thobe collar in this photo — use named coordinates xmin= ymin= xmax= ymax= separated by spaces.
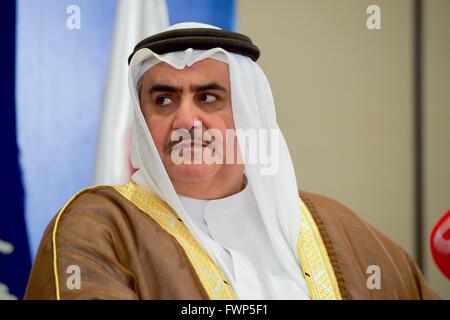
xmin=178 ymin=179 xmax=251 ymax=237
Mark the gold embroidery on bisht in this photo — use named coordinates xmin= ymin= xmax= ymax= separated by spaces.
xmin=297 ymin=200 xmax=342 ymax=300
xmin=113 ymin=181 xmax=237 ymax=300
xmin=115 ymin=181 xmax=342 ymax=300
xmin=52 ymin=182 xmax=341 ymax=300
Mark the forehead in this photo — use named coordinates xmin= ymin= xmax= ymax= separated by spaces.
xmin=142 ymin=58 xmax=230 ymax=86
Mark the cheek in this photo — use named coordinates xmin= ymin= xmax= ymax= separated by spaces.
xmin=222 ymin=112 xmax=236 ymax=143
xmin=147 ymin=116 xmax=171 ymax=153
xmin=223 ymin=108 xmax=236 ymax=130
xmin=211 ymin=108 xmax=235 ymax=131
xmin=205 ymin=116 xmax=229 ymax=138
xmin=219 ymin=113 xmax=241 ymax=159
xmin=205 ymin=115 xmax=235 ymax=152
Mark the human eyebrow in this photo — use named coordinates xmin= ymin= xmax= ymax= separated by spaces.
xmin=191 ymin=83 xmax=227 ymax=92
xmin=149 ymin=84 xmax=182 ymax=94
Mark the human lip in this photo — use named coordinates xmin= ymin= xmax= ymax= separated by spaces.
xmin=172 ymin=140 xmax=208 ymax=150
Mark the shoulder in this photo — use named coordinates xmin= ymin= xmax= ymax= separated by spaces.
xmin=49 ymin=184 xmax=172 ymax=247
xmin=59 ymin=184 xmax=126 ymax=213
xmin=51 ymin=185 xmax=127 ymax=232
xmin=299 ymin=190 xmax=439 ymax=299
xmin=25 ymin=185 xmax=142 ymax=300
xmin=298 ymin=190 xmax=413 ymax=266
xmin=299 ymin=190 xmax=398 ymax=248
xmin=300 ymin=190 xmax=366 ymax=224
xmin=41 ymin=184 xmax=160 ymax=251
xmin=34 ymin=186 xmax=128 ymax=253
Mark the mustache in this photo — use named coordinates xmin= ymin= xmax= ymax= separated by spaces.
xmin=163 ymin=128 xmax=213 ymax=154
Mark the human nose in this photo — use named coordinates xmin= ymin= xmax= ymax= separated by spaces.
xmin=171 ymin=97 xmax=200 ymax=130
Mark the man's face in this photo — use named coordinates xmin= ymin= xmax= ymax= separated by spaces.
xmin=139 ymin=58 xmax=243 ymax=194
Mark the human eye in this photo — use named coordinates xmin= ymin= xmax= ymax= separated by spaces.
xmin=156 ymin=96 xmax=174 ymax=106
xmin=199 ymin=93 xmax=217 ymax=103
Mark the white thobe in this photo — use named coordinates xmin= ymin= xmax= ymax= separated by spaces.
xmin=178 ymin=182 xmax=310 ymax=300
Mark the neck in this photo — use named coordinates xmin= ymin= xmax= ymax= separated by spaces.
xmin=174 ymin=174 xmax=245 ymax=200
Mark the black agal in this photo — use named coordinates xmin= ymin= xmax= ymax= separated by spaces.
xmin=128 ymin=28 xmax=260 ymax=64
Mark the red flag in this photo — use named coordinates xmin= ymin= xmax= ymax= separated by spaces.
xmin=430 ymin=209 xmax=450 ymax=279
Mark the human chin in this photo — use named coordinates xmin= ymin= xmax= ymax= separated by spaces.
xmin=165 ymin=158 xmax=221 ymax=184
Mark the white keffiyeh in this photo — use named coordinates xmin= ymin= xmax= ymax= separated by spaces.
xmin=128 ymin=22 xmax=310 ymax=299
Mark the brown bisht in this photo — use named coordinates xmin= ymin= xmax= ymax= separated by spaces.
xmin=24 ymin=182 xmax=439 ymax=300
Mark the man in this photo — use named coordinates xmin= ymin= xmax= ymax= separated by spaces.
xmin=24 ymin=22 xmax=438 ymax=300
